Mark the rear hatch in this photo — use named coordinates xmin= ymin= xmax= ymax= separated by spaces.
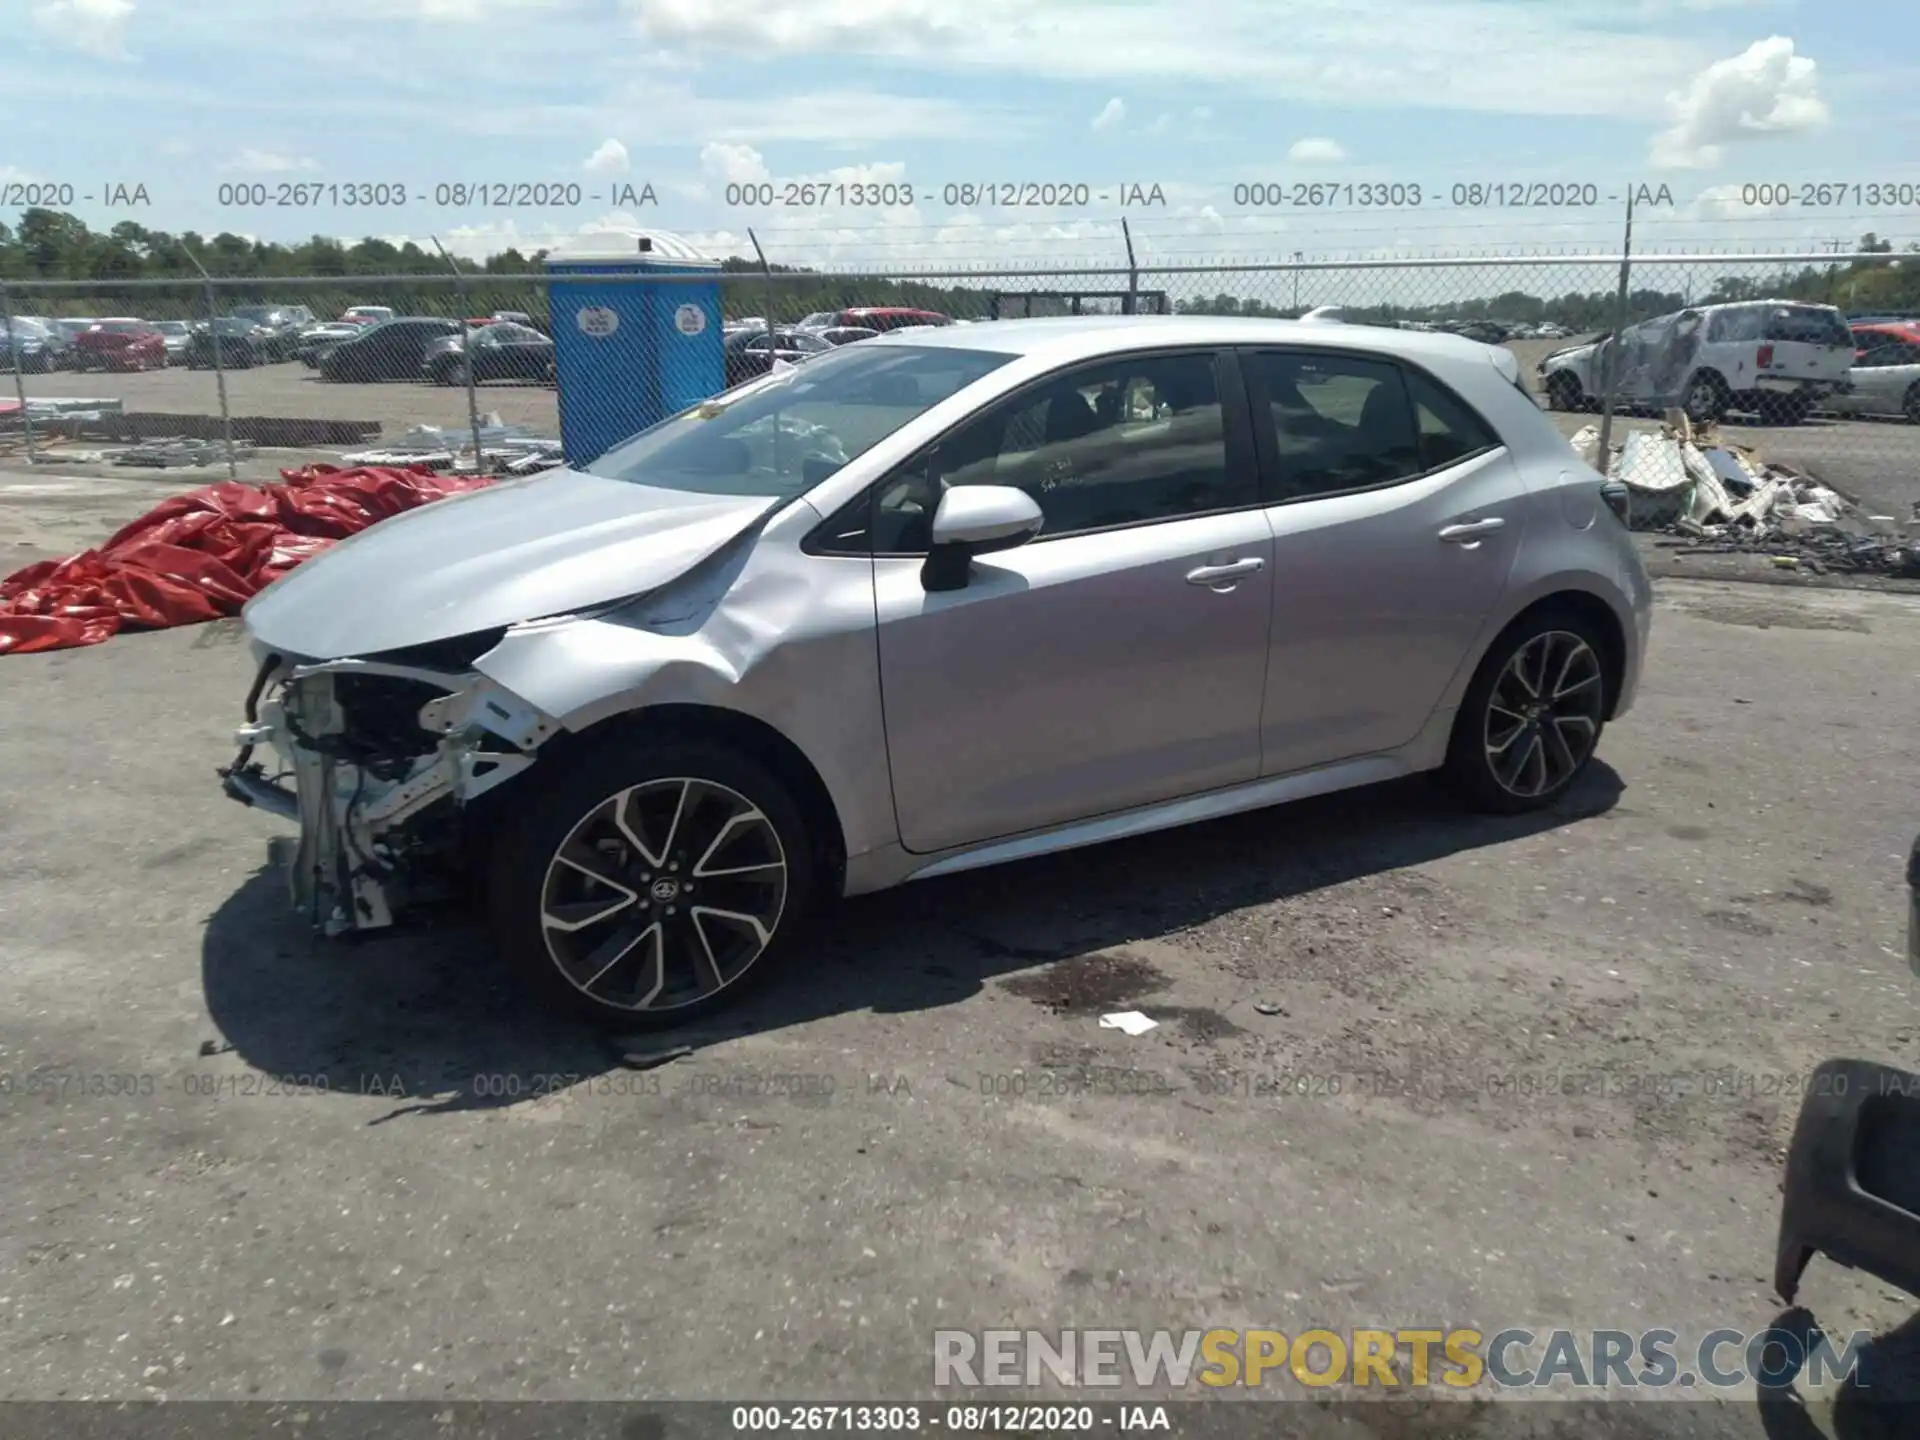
xmin=1758 ymin=305 xmax=1855 ymax=386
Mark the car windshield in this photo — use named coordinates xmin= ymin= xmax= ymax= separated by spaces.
xmin=231 ymin=307 xmax=280 ymax=323
xmin=585 ymin=343 xmax=1014 ymax=498
xmin=156 ymin=321 xmax=189 ymax=334
xmin=7 ymin=318 xmax=49 ymax=337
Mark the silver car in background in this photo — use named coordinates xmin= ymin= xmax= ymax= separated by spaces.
xmin=220 ymin=317 xmax=1652 ymax=1026
xmin=1827 ymin=336 xmax=1920 ymax=424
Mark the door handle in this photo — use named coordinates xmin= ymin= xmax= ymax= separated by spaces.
xmin=1186 ymin=557 xmax=1265 ymax=586
xmin=1438 ymin=517 xmax=1506 ymax=543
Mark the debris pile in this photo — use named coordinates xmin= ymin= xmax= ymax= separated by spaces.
xmin=341 ymin=415 xmax=566 ymax=477
xmin=114 ymin=438 xmax=259 ymax=468
xmin=1573 ymin=416 xmax=1920 ymax=578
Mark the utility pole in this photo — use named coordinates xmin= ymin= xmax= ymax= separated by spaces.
xmin=1595 ymin=189 xmax=1636 ymax=468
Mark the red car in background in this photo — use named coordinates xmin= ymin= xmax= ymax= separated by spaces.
xmin=1851 ymin=321 xmax=1920 ymax=356
xmin=72 ymin=319 xmax=168 ymax=372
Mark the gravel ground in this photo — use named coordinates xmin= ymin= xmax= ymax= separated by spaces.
xmin=2 ymin=466 xmax=1920 ymax=1437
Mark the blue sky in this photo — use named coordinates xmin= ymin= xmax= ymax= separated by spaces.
xmin=2 ymin=0 xmax=1915 ymax=269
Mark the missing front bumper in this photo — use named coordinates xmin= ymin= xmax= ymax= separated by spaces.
xmin=218 ymin=654 xmax=550 ymax=937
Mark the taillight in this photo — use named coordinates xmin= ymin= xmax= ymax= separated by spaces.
xmin=1600 ymin=480 xmax=1631 ymax=525
xmin=1757 ymin=343 xmax=1775 ymax=368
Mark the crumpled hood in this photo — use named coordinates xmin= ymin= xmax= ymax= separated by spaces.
xmin=243 ymin=467 xmax=783 ymax=660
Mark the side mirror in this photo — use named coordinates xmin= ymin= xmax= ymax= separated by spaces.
xmin=920 ymin=484 xmax=1043 ymax=593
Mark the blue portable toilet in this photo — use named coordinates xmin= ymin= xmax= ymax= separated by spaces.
xmin=544 ymin=227 xmax=724 ymax=466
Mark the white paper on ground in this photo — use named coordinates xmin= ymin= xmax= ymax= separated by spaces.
xmin=1099 ymin=1011 xmax=1159 ymax=1036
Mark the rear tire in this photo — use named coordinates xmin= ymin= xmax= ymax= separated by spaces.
xmin=1904 ymin=384 xmax=1920 ymax=426
xmin=1442 ymin=608 xmax=1611 ymax=815
xmin=1545 ymin=372 xmax=1582 ymax=412
xmin=1681 ymin=371 xmax=1727 ymax=426
xmin=487 ymin=736 xmax=817 ymax=1029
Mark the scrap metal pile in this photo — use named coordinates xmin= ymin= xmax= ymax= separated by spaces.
xmin=341 ymin=414 xmax=566 ymax=477
xmin=1573 ymin=418 xmax=1920 ymax=578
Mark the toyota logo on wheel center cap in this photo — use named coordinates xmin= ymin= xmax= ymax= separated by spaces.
xmin=650 ymin=878 xmax=681 ymax=903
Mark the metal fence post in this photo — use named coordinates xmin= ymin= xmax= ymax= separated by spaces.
xmin=431 ymin=237 xmax=486 ymax=475
xmin=0 ymin=279 xmax=37 ymax=464
xmin=1594 ymin=192 xmax=1636 ymax=469
xmin=181 ymin=246 xmax=238 ymax=480
xmin=1121 ymin=219 xmax=1139 ymax=315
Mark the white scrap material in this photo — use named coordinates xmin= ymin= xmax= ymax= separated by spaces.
xmin=1099 ymin=1011 xmax=1159 ymax=1037
xmin=1568 ymin=424 xmax=1601 ymax=467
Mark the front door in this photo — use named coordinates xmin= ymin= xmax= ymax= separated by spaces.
xmin=873 ymin=349 xmax=1274 ymax=854
xmin=1237 ymin=347 xmax=1523 ymax=775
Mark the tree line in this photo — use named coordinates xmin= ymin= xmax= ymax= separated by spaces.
xmin=2 ymin=210 xmax=1915 ymax=331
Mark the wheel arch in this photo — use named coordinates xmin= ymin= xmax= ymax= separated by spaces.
xmin=1450 ymin=585 xmax=1631 ymax=723
xmin=526 ymin=702 xmax=850 ymax=892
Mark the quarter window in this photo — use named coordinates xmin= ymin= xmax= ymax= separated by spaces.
xmin=1405 ymin=367 xmax=1500 ymax=470
xmin=1245 ymin=351 xmax=1423 ymax=500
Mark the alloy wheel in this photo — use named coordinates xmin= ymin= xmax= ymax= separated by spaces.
xmin=538 ymin=777 xmax=789 ymax=1014
xmin=1483 ymin=631 xmax=1605 ymax=799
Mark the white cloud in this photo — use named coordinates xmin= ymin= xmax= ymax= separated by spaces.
xmin=32 ymin=0 xmax=134 ymax=56
xmin=584 ymin=138 xmax=630 ymax=174
xmin=1091 ymin=97 xmax=1125 ymax=132
xmin=1651 ymin=36 xmax=1829 ymax=168
xmin=158 ymin=137 xmax=192 ymax=157
xmin=219 ymin=149 xmax=319 ymax=172
xmin=701 ymin=141 xmax=771 ymax=184
xmin=1286 ymin=137 xmax=1349 ymax=164
xmin=620 ymin=0 xmax=1707 ymax=120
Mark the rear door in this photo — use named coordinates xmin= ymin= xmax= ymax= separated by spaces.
xmin=1239 ymin=346 xmax=1523 ymax=776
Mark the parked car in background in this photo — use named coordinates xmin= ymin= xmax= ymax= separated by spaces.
xmin=184 ymin=317 xmax=277 ymax=369
xmin=1538 ymin=299 xmax=1855 ymax=425
xmin=295 ymin=322 xmax=363 ymax=366
xmin=318 ymin=317 xmax=463 ymax=382
xmin=722 ymin=326 xmax=832 ymax=387
xmin=1825 ymin=337 xmax=1920 ymax=424
xmin=817 ymin=326 xmax=880 ymax=346
xmin=225 ymin=306 xmax=306 ymax=362
xmin=1848 ymin=321 xmax=1920 ymax=357
xmin=73 ymin=319 xmax=168 ymax=371
xmin=340 ymin=306 xmax=394 ymax=327
xmin=823 ymin=307 xmax=953 ymax=333
xmin=52 ymin=318 xmax=99 ymax=354
xmin=422 ymin=322 xmax=556 ymax=386
xmin=4 ymin=317 xmax=61 ymax=373
xmin=153 ymin=320 xmax=193 ymax=361
xmin=463 ymin=310 xmax=535 ymax=328
xmin=220 ymin=317 xmax=1651 ymax=1026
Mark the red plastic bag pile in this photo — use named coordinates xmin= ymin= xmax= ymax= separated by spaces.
xmin=0 ymin=464 xmax=496 ymax=656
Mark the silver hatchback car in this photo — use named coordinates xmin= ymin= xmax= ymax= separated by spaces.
xmin=221 ymin=316 xmax=1652 ymax=1026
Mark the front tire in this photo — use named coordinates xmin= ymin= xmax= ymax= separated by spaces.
xmin=1442 ymin=609 xmax=1610 ymax=815
xmin=487 ymin=737 xmax=816 ymax=1028
xmin=1903 ymin=384 xmax=1920 ymax=426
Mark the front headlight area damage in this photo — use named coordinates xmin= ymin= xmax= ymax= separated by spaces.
xmin=218 ymin=635 xmax=558 ymax=937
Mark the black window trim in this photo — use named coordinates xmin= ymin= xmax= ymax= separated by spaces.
xmin=801 ymin=345 xmax=1263 ymax=558
xmin=1236 ymin=344 xmax=1506 ymax=509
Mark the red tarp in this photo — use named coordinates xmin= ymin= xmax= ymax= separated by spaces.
xmin=0 ymin=465 xmax=496 ymax=656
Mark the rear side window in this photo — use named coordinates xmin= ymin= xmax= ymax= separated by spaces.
xmin=1710 ymin=307 xmax=1766 ymax=343
xmin=1245 ymin=351 xmax=1423 ymax=500
xmin=1765 ymin=306 xmax=1853 ymax=347
xmin=1404 ymin=367 xmax=1501 ymax=470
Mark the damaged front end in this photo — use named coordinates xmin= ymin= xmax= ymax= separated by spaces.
xmin=217 ymin=635 xmax=559 ymax=936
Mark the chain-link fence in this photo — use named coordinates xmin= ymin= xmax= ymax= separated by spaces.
xmin=2 ymin=246 xmax=1914 ymax=566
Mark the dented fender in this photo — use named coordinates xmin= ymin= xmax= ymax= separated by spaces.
xmin=474 ymin=497 xmax=901 ymax=867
